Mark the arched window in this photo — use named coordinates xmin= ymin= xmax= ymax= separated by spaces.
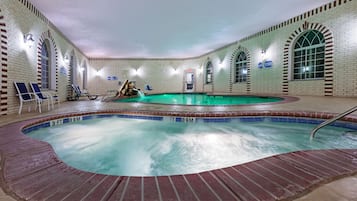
xmin=205 ymin=61 xmax=213 ymax=84
xmin=293 ymin=30 xmax=325 ymax=80
xmin=235 ymin=51 xmax=247 ymax=83
xmin=41 ymin=40 xmax=50 ymax=89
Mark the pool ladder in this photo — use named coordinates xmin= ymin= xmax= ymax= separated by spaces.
xmin=310 ymin=105 xmax=357 ymax=139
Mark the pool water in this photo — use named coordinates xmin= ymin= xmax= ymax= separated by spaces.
xmin=26 ymin=116 xmax=357 ymax=176
xmin=115 ymin=93 xmax=283 ymax=105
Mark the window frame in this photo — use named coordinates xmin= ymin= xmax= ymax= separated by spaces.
xmin=205 ymin=61 xmax=213 ymax=84
xmin=292 ymin=30 xmax=325 ymax=81
xmin=234 ymin=51 xmax=248 ymax=83
xmin=40 ymin=40 xmax=50 ymax=89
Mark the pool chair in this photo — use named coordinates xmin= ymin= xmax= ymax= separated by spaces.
xmin=144 ymin=84 xmax=153 ymax=93
xmin=28 ymin=82 xmax=52 ymax=112
xmin=71 ymin=84 xmax=98 ymax=100
xmin=14 ymin=82 xmax=38 ymax=114
xmin=30 ymin=82 xmax=60 ymax=110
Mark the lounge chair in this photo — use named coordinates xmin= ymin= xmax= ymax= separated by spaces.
xmin=144 ymin=84 xmax=153 ymax=94
xmin=145 ymin=84 xmax=153 ymax=91
xmin=71 ymin=84 xmax=98 ymax=100
xmin=28 ymin=82 xmax=52 ymax=112
xmin=14 ymin=82 xmax=38 ymax=114
xmin=30 ymin=82 xmax=59 ymax=109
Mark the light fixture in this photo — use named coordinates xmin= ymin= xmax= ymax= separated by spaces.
xmin=261 ymin=49 xmax=266 ymax=59
xmin=172 ymin=67 xmax=178 ymax=74
xmin=95 ymin=69 xmax=101 ymax=76
xmin=64 ymin=54 xmax=70 ymax=64
xmin=133 ymin=68 xmax=139 ymax=76
xmin=198 ymin=66 xmax=203 ymax=74
xmin=24 ymin=33 xmax=35 ymax=48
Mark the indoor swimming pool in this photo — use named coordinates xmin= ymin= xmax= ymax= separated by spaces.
xmin=24 ymin=114 xmax=357 ymax=176
xmin=115 ymin=93 xmax=284 ymax=105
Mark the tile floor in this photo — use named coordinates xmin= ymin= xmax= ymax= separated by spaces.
xmin=0 ymin=95 xmax=356 ymax=201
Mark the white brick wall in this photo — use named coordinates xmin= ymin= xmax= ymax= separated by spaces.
xmin=1 ymin=0 xmax=356 ymax=115
xmin=2 ymin=0 xmax=90 ymax=114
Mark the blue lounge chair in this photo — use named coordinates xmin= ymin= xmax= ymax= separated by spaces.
xmin=145 ymin=84 xmax=153 ymax=91
xmin=14 ymin=82 xmax=38 ymax=114
xmin=71 ymin=84 xmax=98 ymax=100
xmin=28 ymin=82 xmax=52 ymax=112
xmin=30 ymin=82 xmax=59 ymax=110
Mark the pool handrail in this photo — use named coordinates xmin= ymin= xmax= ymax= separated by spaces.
xmin=310 ymin=105 xmax=357 ymax=139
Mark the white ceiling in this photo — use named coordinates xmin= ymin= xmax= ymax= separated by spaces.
xmin=28 ymin=0 xmax=332 ymax=59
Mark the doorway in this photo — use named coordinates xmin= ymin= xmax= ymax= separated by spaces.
xmin=183 ymin=69 xmax=195 ymax=92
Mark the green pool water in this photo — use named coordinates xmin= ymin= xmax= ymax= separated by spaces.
xmin=115 ymin=93 xmax=283 ymax=105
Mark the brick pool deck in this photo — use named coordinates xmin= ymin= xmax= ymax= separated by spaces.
xmin=0 ymin=110 xmax=356 ymax=201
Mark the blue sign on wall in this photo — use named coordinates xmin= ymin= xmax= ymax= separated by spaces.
xmin=107 ymin=75 xmax=119 ymax=81
xmin=264 ymin=60 xmax=273 ymax=68
xmin=258 ymin=60 xmax=273 ymax=68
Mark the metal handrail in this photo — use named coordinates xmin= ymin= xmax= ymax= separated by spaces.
xmin=310 ymin=105 xmax=357 ymax=139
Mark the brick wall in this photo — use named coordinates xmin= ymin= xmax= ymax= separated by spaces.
xmin=88 ymin=1 xmax=357 ymax=97
xmin=2 ymin=0 xmax=88 ymax=115
xmin=1 ymin=0 xmax=356 ymax=115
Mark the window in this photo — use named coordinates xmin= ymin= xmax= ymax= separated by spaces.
xmin=235 ymin=51 xmax=247 ymax=83
xmin=205 ymin=61 xmax=213 ymax=84
xmin=41 ymin=40 xmax=50 ymax=89
xmin=82 ymin=64 xmax=87 ymax=89
xmin=293 ymin=30 xmax=325 ymax=80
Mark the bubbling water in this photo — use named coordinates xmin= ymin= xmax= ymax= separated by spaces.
xmin=27 ymin=117 xmax=357 ymax=176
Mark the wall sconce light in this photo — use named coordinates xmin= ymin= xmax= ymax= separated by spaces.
xmin=172 ymin=67 xmax=178 ymax=75
xmin=133 ymin=68 xmax=139 ymax=76
xmin=64 ymin=54 xmax=70 ymax=64
xmin=24 ymin=33 xmax=35 ymax=48
xmin=95 ymin=69 xmax=101 ymax=76
xmin=218 ymin=61 xmax=225 ymax=69
xmin=261 ymin=49 xmax=266 ymax=60
xmin=198 ymin=67 xmax=203 ymax=75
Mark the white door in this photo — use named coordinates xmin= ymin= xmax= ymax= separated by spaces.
xmin=184 ymin=71 xmax=195 ymax=92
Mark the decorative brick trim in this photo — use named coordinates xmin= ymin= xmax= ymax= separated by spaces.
xmin=0 ymin=9 xmax=8 ymax=116
xmin=283 ymin=22 xmax=334 ymax=96
xmin=230 ymin=46 xmax=251 ymax=93
xmin=239 ymin=0 xmax=350 ymax=44
xmin=17 ymin=0 xmax=51 ymax=28
xmin=37 ymin=30 xmax=58 ymax=92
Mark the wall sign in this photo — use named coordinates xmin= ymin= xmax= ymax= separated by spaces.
xmin=258 ymin=60 xmax=273 ymax=68
xmin=107 ymin=75 xmax=119 ymax=81
xmin=264 ymin=60 xmax=273 ymax=68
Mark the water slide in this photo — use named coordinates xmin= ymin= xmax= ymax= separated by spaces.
xmin=117 ymin=80 xmax=129 ymax=97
